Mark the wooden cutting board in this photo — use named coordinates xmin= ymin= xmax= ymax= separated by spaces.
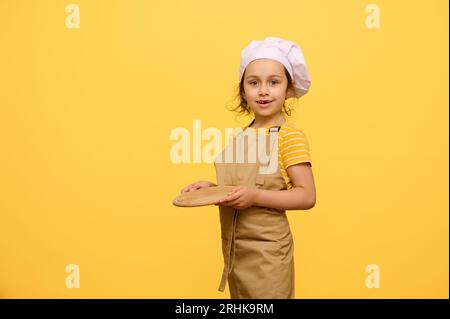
xmin=172 ymin=186 xmax=235 ymax=207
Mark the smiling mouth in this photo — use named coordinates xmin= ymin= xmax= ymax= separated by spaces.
xmin=256 ymin=100 xmax=274 ymax=105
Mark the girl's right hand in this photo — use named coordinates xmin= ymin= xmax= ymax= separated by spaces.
xmin=180 ymin=180 xmax=217 ymax=193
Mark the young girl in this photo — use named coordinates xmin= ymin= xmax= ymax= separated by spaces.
xmin=181 ymin=37 xmax=316 ymax=299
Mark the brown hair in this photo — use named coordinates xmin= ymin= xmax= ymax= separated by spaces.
xmin=228 ymin=67 xmax=296 ymax=116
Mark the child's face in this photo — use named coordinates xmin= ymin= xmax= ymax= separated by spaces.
xmin=242 ymin=58 xmax=292 ymax=118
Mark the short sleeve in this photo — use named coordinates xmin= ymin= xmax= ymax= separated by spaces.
xmin=279 ymin=129 xmax=312 ymax=169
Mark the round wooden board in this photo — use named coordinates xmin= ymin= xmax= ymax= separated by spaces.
xmin=172 ymin=186 xmax=235 ymax=207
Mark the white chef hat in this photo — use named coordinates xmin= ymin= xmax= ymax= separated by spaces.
xmin=239 ymin=37 xmax=311 ymax=98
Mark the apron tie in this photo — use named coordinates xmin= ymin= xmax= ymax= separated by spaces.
xmin=229 ymin=209 xmax=238 ymax=273
xmin=218 ymin=209 xmax=238 ymax=292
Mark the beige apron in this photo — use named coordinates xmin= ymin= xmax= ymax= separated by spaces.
xmin=214 ymin=116 xmax=295 ymax=299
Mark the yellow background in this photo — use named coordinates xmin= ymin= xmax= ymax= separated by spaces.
xmin=0 ymin=0 xmax=448 ymax=298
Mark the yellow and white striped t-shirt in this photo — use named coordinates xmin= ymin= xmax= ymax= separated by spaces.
xmin=245 ymin=117 xmax=312 ymax=189
xmin=277 ymin=120 xmax=312 ymax=189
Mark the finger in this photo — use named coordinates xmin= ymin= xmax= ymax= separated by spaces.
xmin=219 ymin=191 xmax=242 ymax=203
xmin=229 ymin=186 xmax=242 ymax=195
xmin=230 ymin=188 xmax=245 ymax=198
xmin=223 ymin=187 xmax=237 ymax=197
xmin=224 ymin=199 xmax=241 ymax=207
xmin=218 ymin=194 xmax=233 ymax=204
xmin=181 ymin=186 xmax=190 ymax=193
xmin=188 ymin=185 xmax=198 ymax=192
xmin=218 ymin=200 xmax=232 ymax=206
xmin=219 ymin=195 xmax=233 ymax=203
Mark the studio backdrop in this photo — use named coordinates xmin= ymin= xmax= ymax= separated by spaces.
xmin=0 ymin=0 xmax=448 ymax=298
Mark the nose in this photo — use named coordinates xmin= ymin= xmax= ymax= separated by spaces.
xmin=258 ymin=83 xmax=269 ymax=95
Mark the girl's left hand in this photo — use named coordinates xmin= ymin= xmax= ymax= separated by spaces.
xmin=217 ymin=186 xmax=258 ymax=210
